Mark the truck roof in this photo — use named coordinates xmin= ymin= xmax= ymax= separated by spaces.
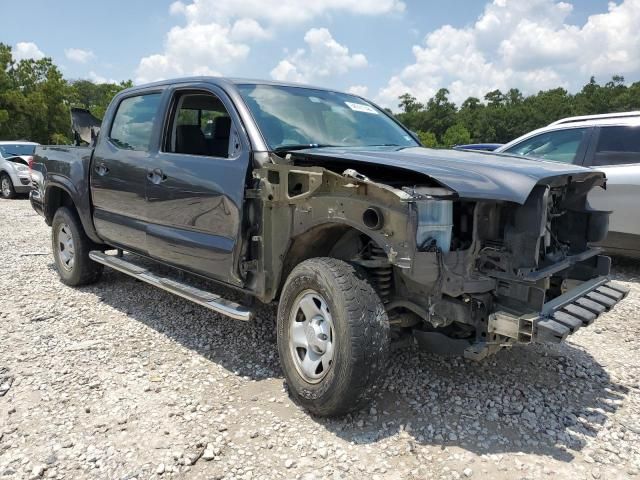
xmin=120 ymin=76 xmax=355 ymax=97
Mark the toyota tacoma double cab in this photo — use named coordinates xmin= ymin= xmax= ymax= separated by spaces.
xmin=30 ymin=77 xmax=628 ymax=416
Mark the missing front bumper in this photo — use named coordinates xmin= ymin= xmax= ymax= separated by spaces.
xmin=487 ymin=276 xmax=629 ymax=346
xmin=412 ymin=276 xmax=629 ymax=361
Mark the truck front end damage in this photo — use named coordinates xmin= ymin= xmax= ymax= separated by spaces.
xmin=402 ymin=173 xmax=629 ymax=359
xmin=247 ymin=152 xmax=628 ymax=359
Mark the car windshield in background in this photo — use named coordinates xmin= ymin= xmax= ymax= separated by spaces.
xmin=0 ymin=144 xmax=36 ymax=157
xmin=236 ymin=84 xmax=419 ymax=151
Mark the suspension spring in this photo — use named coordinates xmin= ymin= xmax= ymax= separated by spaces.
xmin=369 ymin=246 xmax=393 ymax=303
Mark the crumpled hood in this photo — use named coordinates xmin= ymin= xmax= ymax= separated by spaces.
xmin=293 ymin=146 xmax=605 ymax=204
xmin=4 ymin=155 xmax=31 ymax=167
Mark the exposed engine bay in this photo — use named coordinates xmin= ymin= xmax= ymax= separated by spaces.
xmin=247 ymin=152 xmax=626 ymax=359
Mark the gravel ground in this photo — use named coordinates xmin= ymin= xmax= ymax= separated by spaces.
xmin=1 ymin=197 xmax=639 ymax=480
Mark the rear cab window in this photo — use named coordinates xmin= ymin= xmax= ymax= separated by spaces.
xmin=591 ymin=125 xmax=640 ymax=166
xmin=109 ymin=94 xmax=162 ymax=151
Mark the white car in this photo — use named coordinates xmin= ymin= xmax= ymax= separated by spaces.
xmin=495 ymin=112 xmax=640 ymax=257
xmin=0 ymin=141 xmax=38 ymax=199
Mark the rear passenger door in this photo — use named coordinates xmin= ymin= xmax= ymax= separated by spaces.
xmin=145 ymin=86 xmax=249 ymax=284
xmin=584 ymin=125 xmax=640 ymax=237
xmin=91 ymin=91 xmax=164 ymax=252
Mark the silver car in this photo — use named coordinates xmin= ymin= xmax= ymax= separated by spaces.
xmin=0 ymin=141 xmax=38 ymax=199
xmin=495 ymin=112 xmax=640 ymax=257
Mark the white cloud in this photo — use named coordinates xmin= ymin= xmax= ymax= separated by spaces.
xmin=377 ymin=0 xmax=640 ymax=109
xmin=230 ymin=18 xmax=271 ymax=41
xmin=136 ymin=23 xmax=245 ymax=83
xmin=13 ymin=42 xmax=45 ymax=61
xmin=270 ymin=28 xmax=367 ymax=83
xmin=65 ymin=48 xmax=95 ymax=63
xmin=87 ymin=71 xmax=118 ymax=84
xmin=169 ymin=0 xmax=404 ymax=25
xmin=138 ymin=0 xmax=401 ymax=84
xmin=348 ymin=85 xmax=369 ymax=97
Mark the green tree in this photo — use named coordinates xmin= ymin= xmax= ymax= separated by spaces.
xmin=398 ymin=93 xmax=423 ymax=113
xmin=442 ymin=124 xmax=471 ymax=147
xmin=68 ymin=79 xmax=133 ymax=119
xmin=424 ymin=88 xmax=457 ymax=142
xmin=457 ymin=97 xmax=484 ymax=142
xmin=0 ymin=42 xmax=132 ymax=143
xmin=417 ymin=130 xmax=437 ymax=147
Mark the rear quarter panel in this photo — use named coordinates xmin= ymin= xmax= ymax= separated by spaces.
xmin=33 ymin=145 xmax=102 ymax=243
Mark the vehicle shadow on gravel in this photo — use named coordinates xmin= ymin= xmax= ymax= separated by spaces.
xmin=57 ymin=257 xmax=630 ymax=463
xmin=316 ymin=344 xmax=628 ymax=462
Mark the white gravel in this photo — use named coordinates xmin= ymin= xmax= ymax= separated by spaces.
xmin=1 ymin=197 xmax=639 ymax=479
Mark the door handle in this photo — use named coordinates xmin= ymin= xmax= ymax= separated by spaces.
xmin=147 ymin=168 xmax=167 ymax=184
xmin=95 ymin=163 xmax=109 ymax=176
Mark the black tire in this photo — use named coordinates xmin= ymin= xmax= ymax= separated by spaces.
xmin=51 ymin=207 xmax=103 ymax=286
xmin=277 ymin=257 xmax=389 ymax=416
xmin=1 ymin=173 xmax=16 ymax=199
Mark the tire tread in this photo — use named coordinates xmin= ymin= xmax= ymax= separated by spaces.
xmin=277 ymin=257 xmax=389 ymax=416
xmin=52 ymin=207 xmax=103 ymax=286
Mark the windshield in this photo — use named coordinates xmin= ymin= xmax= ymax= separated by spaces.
xmin=0 ymin=144 xmax=36 ymax=157
xmin=236 ymin=84 xmax=418 ymax=150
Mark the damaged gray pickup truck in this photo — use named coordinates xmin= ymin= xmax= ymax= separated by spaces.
xmin=30 ymin=78 xmax=628 ymax=416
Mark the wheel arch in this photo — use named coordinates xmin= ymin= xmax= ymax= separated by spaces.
xmin=44 ymin=182 xmax=103 ymax=244
xmin=274 ymin=221 xmax=384 ymax=301
xmin=44 ymin=185 xmax=74 ymax=223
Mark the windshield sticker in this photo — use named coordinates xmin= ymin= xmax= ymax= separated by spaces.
xmin=308 ymin=96 xmax=322 ymax=103
xmin=345 ymin=102 xmax=378 ymax=114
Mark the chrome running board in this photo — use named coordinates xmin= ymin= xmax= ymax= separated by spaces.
xmin=89 ymin=251 xmax=252 ymax=321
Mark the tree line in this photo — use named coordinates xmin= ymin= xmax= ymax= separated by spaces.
xmin=395 ymin=76 xmax=640 ymax=147
xmin=0 ymin=43 xmax=131 ymax=144
xmin=1 ymin=41 xmax=640 ymax=147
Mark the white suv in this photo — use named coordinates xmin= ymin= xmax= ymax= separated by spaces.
xmin=0 ymin=141 xmax=38 ymax=199
xmin=495 ymin=112 xmax=640 ymax=256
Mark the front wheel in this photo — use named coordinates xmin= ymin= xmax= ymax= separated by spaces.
xmin=1 ymin=173 xmax=16 ymax=199
xmin=277 ymin=257 xmax=389 ymax=416
xmin=51 ymin=207 xmax=103 ymax=286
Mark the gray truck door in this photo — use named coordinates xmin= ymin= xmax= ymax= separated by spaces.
xmin=90 ymin=91 xmax=164 ymax=252
xmin=144 ymin=86 xmax=249 ymax=285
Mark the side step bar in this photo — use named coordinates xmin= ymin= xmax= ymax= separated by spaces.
xmin=89 ymin=251 xmax=253 ymax=321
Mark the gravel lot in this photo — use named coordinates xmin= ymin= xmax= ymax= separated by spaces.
xmin=1 ymin=197 xmax=639 ymax=480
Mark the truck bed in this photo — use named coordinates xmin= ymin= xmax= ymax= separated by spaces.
xmin=30 ymin=145 xmax=96 ymax=237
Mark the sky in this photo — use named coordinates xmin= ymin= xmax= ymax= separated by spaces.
xmin=2 ymin=0 xmax=639 ymax=110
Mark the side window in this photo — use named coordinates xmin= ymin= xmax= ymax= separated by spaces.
xmin=110 ymin=94 xmax=162 ymax=151
xmin=166 ymin=92 xmax=236 ymax=158
xmin=504 ymin=128 xmax=589 ymax=164
xmin=592 ymin=126 xmax=640 ymax=166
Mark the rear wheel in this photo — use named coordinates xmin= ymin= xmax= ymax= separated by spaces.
xmin=277 ymin=257 xmax=389 ymax=416
xmin=52 ymin=207 xmax=103 ymax=286
xmin=1 ymin=173 xmax=15 ymax=199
